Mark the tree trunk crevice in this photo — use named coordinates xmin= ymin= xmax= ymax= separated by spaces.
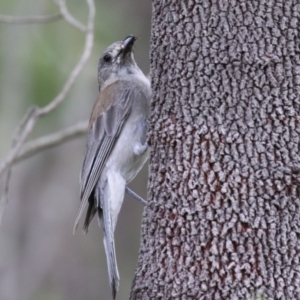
xmin=131 ymin=1 xmax=300 ymax=299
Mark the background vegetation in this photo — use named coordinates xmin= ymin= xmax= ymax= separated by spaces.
xmin=0 ymin=1 xmax=151 ymax=299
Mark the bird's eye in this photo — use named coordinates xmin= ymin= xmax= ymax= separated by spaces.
xmin=103 ymin=54 xmax=112 ymax=63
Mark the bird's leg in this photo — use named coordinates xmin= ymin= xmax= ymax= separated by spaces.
xmin=125 ymin=187 xmax=147 ymax=205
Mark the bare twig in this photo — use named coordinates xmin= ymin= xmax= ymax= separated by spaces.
xmin=39 ymin=0 xmax=95 ymax=116
xmin=0 ymin=120 xmax=88 ymax=224
xmin=15 ymin=120 xmax=88 ymax=162
xmin=52 ymin=0 xmax=87 ymax=32
xmin=0 ymin=107 xmax=38 ymax=179
xmin=0 ymin=106 xmax=38 ymax=223
xmin=0 ymin=170 xmax=11 ymax=225
xmin=0 ymin=0 xmax=95 ymax=223
xmin=0 ymin=0 xmax=95 ymax=179
xmin=12 ymin=105 xmax=39 ymax=139
xmin=0 ymin=13 xmax=62 ymax=24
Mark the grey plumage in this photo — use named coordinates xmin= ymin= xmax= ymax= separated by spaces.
xmin=74 ymin=35 xmax=150 ymax=299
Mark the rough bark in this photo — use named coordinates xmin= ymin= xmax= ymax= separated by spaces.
xmin=131 ymin=1 xmax=300 ymax=299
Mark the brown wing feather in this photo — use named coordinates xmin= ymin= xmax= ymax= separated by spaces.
xmin=73 ymin=80 xmax=134 ymax=232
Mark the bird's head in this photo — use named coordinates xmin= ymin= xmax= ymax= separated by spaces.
xmin=97 ymin=35 xmax=137 ymax=90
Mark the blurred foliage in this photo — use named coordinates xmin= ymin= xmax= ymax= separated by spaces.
xmin=0 ymin=0 xmax=151 ymax=299
xmin=0 ymin=0 xmax=151 ymax=140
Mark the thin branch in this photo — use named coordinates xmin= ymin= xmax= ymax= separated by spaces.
xmin=0 ymin=106 xmax=38 ymax=223
xmin=52 ymin=0 xmax=87 ymax=32
xmin=12 ymin=105 xmax=38 ymax=140
xmin=15 ymin=120 xmax=88 ymax=163
xmin=0 ymin=107 xmax=38 ymax=179
xmin=0 ymin=119 xmax=88 ymax=225
xmin=0 ymin=13 xmax=62 ymax=24
xmin=39 ymin=0 xmax=95 ymax=116
xmin=0 ymin=0 xmax=95 ymax=178
xmin=0 ymin=169 xmax=11 ymax=225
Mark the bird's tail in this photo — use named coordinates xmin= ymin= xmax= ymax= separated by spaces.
xmin=98 ymin=205 xmax=119 ymax=299
xmin=96 ymin=171 xmax=126 ymax=299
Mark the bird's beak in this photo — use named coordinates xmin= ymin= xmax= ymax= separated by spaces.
xmin=119 ymin=35 xmax=136 ymax=57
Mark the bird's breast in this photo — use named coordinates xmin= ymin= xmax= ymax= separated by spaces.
xmin=105 ymin=115 xmax=148 ymax=183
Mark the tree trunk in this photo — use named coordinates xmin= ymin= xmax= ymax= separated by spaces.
xmin=130 ymin=1 xmax=300 ymax=299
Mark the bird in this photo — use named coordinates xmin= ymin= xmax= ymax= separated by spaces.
xmin=74 ymin=35 xmax=151 ymax=299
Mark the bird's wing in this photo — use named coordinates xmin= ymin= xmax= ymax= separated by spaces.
xmin=73 ymin=80 xmax=135 ymax=232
